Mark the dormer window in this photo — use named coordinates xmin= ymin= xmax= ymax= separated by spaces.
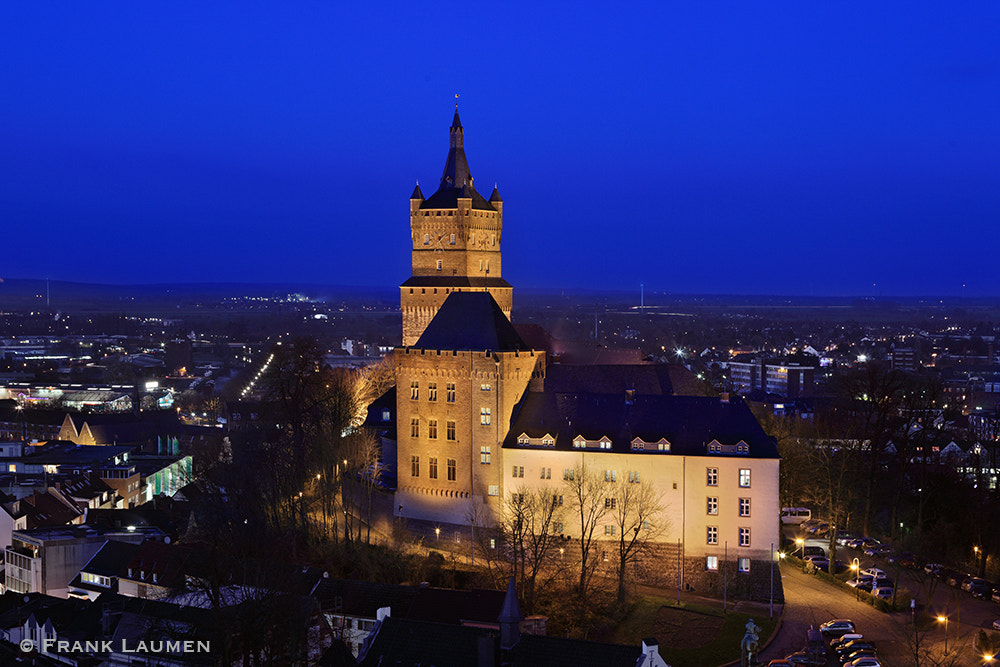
xmin=572 ymin=436 xmax=586 ymax=449
xmin=517 ymin=434 xmax=530 ymax=446
xmin=631 ymin=438 xmax=645 ymax=451
xmin=541 ymin=435 xmax=554 ymax=447
xmin=598 ymin=437 xmax=612 ymax=450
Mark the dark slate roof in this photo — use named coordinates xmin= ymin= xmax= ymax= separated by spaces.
xmin=420 ymin=110 xmax=496 ymax=212
xmin=410 ymin=183 xmax=423 ymax=200
xmin=405 ymin=586 xmax=506 ymax=626
xmin=81 ymin=539 xmax=142 ymax=577
xmin=358 ymin=617 xmax=643 ymax=667
xmin=490 ymin=186 xmax=502 ymax=203
xmin=503 ymin=392 xmax=779 ymax=458
xmin=541 ymin=364 xmax=710 ymax=398
xmin=412 ymin=292 xmax=527 ymax=352
xmin=400 ymin=276 xmax=512 ymax=289
xmin=312 ymin=578 xmax=419 ymax=619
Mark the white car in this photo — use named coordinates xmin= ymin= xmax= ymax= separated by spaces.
xmin=843 ymin=658 xmax=881 ymax=667
xmin=873 ymin=586 xmax=893 ymax=600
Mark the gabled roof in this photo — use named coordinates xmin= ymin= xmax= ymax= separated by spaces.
xmin=412 ymin=292 xmax=527 ymax=352
xmin=419 ymin=110 xmax=496 ymax=212
xmin=504 ymin=392 xmax=779 ymax=459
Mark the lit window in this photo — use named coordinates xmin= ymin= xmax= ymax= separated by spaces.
xmin=604 ymin=470 xmax=617 ymax=482
xmin=707 ymin=467 xmax=718 ymax=486
xmin=707 ymin=526 xmax=718 ymax=545
xmin=706 ymin=556 xmax=718 ymax=571
xmin=573 ymin=437 xmax=586 ymax=449
xmin=447 ymin=458 xmax=456 ymax=481
xmin=428 ymin=457 xmax=438 ymax=479
xmin=436 ymin=259 xmax=442 ymax=271
xmin=446 ymin=383 xmax=455 ymax=402
xmin=541 ymin=437 xmax=554 ymax=447
xmin=739 ymin=469 xmax=751 ymax=488
xmin=428 ymin=383 xmax=437 ymax=401
xmin=481 ymin=383 xmax=491 ymax=391
xmin=554 ymin=522 xmax=563 ymax=533
xmin=428 ymin=419 xmax=437 ymax=439
xmin=541 ymin=467 xmax=551 ymax=479
xmin=553 ymin=495 xmax=563 ymax=506
xmin=411 ymin=456 xmax=419 ymax=477
xmin=739 ymin=527 xmax=751 ymax=547
xmin=605 ymin=498 xmax=616 ymax=510
xmin=739 ymin=498 xmax=751 ymax=517
xmin=563 ymin=468 xmax=575 ymax=481
xmin=410 ymin=418 xmax=419 ymax=438
xmin=480 ymin=446 xmax=491 ymax=464
xmin=488 ymin=485 xmax=499 ymax=496
xmin=512 ymin=465 xmax=524 ymax=478
xmin=628 ymin=471 xmax=640 ymax=484
xmin=423 ymin=234 xmax=430 ymax=245
xmin=642 ymin=519 xmax=650 ymax=531
xmin=738 ymin=557 xmax=751 ymax=573
xmin=481 ymin=407 xmax=491 ymax=425
xmin=446 ymin=420 xmax=456 ymax=441
xmin=604 ymin=525 xmax=617 ymax=536
xmin=410 ymin=381 xmax=419 ymax=400
xmin=707 ymin=497 xmax=718 ymax=515
xmin=449 ymin=233 xmax=456 ymax=244
xmin=518 ymin=436 xmax=530 ymax=445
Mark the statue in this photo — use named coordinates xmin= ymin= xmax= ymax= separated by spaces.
xmin=740 ymin=618 xmax=761 ymax=667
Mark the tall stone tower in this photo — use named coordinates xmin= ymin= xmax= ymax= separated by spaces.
xmin=400 ymin=109 xmax=512 ymax=346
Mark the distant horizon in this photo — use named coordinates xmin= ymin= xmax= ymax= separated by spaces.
xmin=1 ymin=276 xmax=998 ymax=302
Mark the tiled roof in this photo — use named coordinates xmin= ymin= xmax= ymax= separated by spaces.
xmin=412 ymin=292 xmax=527 ymax=352
xmin=504 ymin=392 xmax=779 ymax=458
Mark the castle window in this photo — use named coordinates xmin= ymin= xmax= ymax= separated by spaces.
xmin=470 ymin=233 xmax=475 ymax=244
xmin=428 ymin=457 xmax=438 ymax=479
xmin=739 ymin=469 xmax=751 ymax=487
xmin=411 ymin=456 xmax=419 ymax=477
xmin=446 ymin=383 xmax=455 ymax=402
xmin=480 ymin=407 xmax=491 ymax=425
xmin=739 ymin=498 xmax=751 ymax=517
xmin=478 ymin=260 xmax=483 ymax=272
xmin=488 ymin=485 xmax=499 ymax=496
xmin=485 ymin=260 xmax=489 ymax=272
xmin=446 ymin=420 xmax=456 ymax=441
xmin=604 ymin=525 xmax=617 ymax=536
xmin=436 ymin=259 xmax=442 ymax=271
xmin=447 ymin=458 xmax=456 ymax=481
xmin=450 ymin=233 xmax=456 ymax=244
xmin=481 ymin=383 xmax=491 ymax=391
xmin=707 ymin=497 xmax=718 ymax=515
xmin=428 ymin=420 xmax=437 ymax=439
xmin=553 ymin=494 xmax=563 ymax=506
xmin=707 ymin=526 xmax=718 ymax=545
xmin=490 ymin=234 xmax=495 ymax=246
xmin=605 ymin=497 xmax=616 ymax=510
xmin=428 ymin=383 xmax=437 ymax=401
xmin=410 ymin=381 xmax=418 ymax=400
xmin=512 ymin=465 xmax=524 ymax=478
xmin=410 ymin=418 xmax=419 ymax=438
xmin=553 ymin=522 xmax=563 ymax=533
xmin=604 ymin=470 xmax=617 ymax=482
xmin=541 ymin=467 xmax=551 ymax=479
xmin=707 ymin=467 xmax=718 ymax=486
xmin=573 ymin=437 xmax=586 ymax=449
xmin=599 ymin=437 xmax=612 ymax=450
xmin=706 ymin=556 xmax=718 ymax=571
xmin=541 ymin=436 xmax=554 ymax=447
xmin=423 ymin=234 xmax=430 ymax=244
xmin=480 ymin=446 xmax=491 ymax=464
xmin=739 ymin=527 xmax=751 ymax=547
xmin=738 ymin=557 xmax=751 ymax=573
xmin=628 ymin=471 xmax=640 ymax=484
xmin=518 ymin=435 xmax=529 ymax=445
xmin=563 ymin=468 xmax=575 ymax=481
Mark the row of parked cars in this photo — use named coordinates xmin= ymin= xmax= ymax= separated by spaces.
xmin=766 ymin=619 xmax=881 ymax=666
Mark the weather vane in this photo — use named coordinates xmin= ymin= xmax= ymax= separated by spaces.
xmin=455 ymin=93 xmax=460 ymax=109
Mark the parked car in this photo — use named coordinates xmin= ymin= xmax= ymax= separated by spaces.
xmin=873 ymin=586 xmax=894 ymax=600
xmin=990 ymin=587 xmax=1000 ymax=604
xmin=944 ymin=571 xmax=965 ymax=587
xmin=861 ymin=567 xmax=886 ymax=579
xmin=847 ymin=575 xmax=874 ymax=589
xmin=835 ymin=639 xmax=877 ymax=660
xmin=767 ymin=660 xmax=794 ymax=667
xmin=830 ymin=634 xmax=864 ymax=650
xmin=897 ymin=552 xmax=916 ymax=568
xmin=820 ymin=619 xmax=856 ymax=637
xmin=993 ymin=619 xmax=1000 ymax=631
xmin=842 ymin=658 xmax=882 ymax=667
xmin=924 ymin=563 xmax=943 ymax=575
xmin=805 ymin=556 xmax=830 ymax=573
xmin=784 ymin=652 xmax=824 ymax=666
xmin=842 ymin=651 xmax=880 ymax=667
xmin=873 ymin=576 xmax=894 ymax=589
xmin=835 ymin=531 xmax=854 ymax=546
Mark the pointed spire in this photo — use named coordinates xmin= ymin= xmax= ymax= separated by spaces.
xmin=411 ymin=182 xmax=424 ymax=200
xmin=498 ymin=576 xmax=522 ymax=650
xmin=490 ymin=185 xmax=502 ymax=203
xmin=450 ymin=109 xmax=464 ymax=149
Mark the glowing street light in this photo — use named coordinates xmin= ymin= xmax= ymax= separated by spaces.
xmin=795 ymin=538 xmax=804 ymax=559
xmin=937 ymin=615 xmax=948 ymax=654
xmin=435 ymin=527 xmax=440 ymax=541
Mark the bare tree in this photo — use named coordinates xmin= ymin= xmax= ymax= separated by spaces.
xmin=606 ymin=477 xmax=667 ymax=605
xmin=565 ymin=462 xmax=608 ymax=600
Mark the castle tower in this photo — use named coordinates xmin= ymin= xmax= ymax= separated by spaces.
xmin=401 ymin=109 xmax=512 ymax=346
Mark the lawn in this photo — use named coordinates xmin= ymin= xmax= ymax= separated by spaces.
xmin=611 ymin=594 xmax=778 ymax=667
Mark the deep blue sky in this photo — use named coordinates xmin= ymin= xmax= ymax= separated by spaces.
xmin=2 ymin=3 xmax=998 ymax=296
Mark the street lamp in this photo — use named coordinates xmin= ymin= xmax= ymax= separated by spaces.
xmin=937 ymin=615 xmax=948 ymax=654
xmin=435 ymin=527 xmax=440 ymax=541
xmin=795 ymin=538 xmax=804 ymax=559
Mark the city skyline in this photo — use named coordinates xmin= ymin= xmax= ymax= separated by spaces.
xmin=2 ymin=3 xmax=999 ymax=297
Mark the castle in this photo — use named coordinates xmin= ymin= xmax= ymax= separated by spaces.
xmin=381 ymin=110 xmax=780 ymax=592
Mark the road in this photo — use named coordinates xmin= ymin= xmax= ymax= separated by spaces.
xmin=760 ymin=561 xmax=995 ymax=666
